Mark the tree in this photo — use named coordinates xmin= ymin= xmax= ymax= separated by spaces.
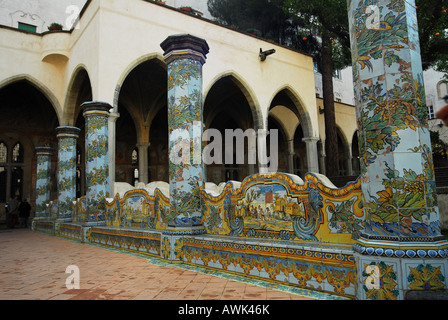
xmin=283 ymin=0 xmax=352 ymax=177
xmin=416 ymin=0 xmax=448 ymax=79
xmin=207 ymin=0 xmax=296 ymax=43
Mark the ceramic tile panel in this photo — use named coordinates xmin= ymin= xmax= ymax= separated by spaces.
xmin=202 ymin=173 xmax=364 ymax=245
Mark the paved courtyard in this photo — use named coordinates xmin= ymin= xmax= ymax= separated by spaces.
xmin=0 ymin=229 xmax=345 ymax=301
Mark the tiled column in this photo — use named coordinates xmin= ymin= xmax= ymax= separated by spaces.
xmin=160 ymin=34 xmax=209 ymax=261
xmin=56 ymin=126 xmax=80 ymax=222
xmin=348 ymin=0 xmax=448 ymax=299
xmin=82 ymin=102 xmax=110 ymax=224
xmin=34 ymin=147 xmax=53 ymax=220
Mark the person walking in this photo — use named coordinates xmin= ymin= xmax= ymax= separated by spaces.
xmin=19 ymin=198 xmax=31 ymax=228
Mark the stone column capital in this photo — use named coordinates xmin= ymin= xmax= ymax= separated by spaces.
xmin=108 ymin=112 xmax=120 ymax=121
xmin=81 ymin=101 xmax=111 ymax=117
xmin=35 ymin=146 xmax=54 ymax=156
xmin=302 ymin=136 xmax=320 ymax=144
xmin=161 ymin=34 xmax=209 ymax=65
xmin=55 ymin=126 xmax=81 ymax=139
xmin=136 ymin=142 xmax=151 ymax=149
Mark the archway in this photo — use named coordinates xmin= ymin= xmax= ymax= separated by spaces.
xmin=267 ymin=116 xmax=288 ymax=173
xmin=270 ymin=88 xmax=315 ymax=176
xmin=116 ymin=58 xmax=167 ymax=185
xmin=204 ymin=75 xmax=256 ymax=184
xmin=71 ymin=68 xmax=93 ymax=197
xmin=0 ymin=79 xmax=59 ymax=213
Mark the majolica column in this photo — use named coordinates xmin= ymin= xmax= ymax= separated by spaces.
xmin=160 ymin=34 xmax=209 ymax=231
xmin=34 ymin=147 xmax=53 ymax=220
xmin=348 ymin=0 xmax=448 ymax=300
xmin=160 ymin=34 xmax=209 ymax=261
xmin=56 ymin=126 xmax=80 ymax=222
xmin=82 ymin=102 xmax=110 ymax=224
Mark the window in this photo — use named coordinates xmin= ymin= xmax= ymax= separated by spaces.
xmin=18 ymin=22 xmax=37 ymax=33
xmin=132 ymin=149 xmax=138 ymax=165
xmin=438 ymin=81 xmax=448 ymax=100
xmin=0 ymin=141 xmax=24 ymax=201
xmin=313 ymin=61 xmax=320 ymax=73
xmin=12 ymin=143 xmax=24 ymax=163
xmin=0 ymin=142 xmax=7 ymax=163
xmin=428 ymin=105 xmax=435 ymax=120
xmin=333 ymin=69 xmax=342 ymax=80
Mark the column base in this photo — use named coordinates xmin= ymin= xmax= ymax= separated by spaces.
xmin=353 ymin=236 xmax=448 ymax=300
xmin=161 ymin=226 xmax=206 ymax=262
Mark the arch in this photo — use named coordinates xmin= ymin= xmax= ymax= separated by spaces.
xmin=268 ymin=85 xmax=315 ymax=139
xmin=116 ymin=56 xmax=167 ymax=141
xmin=64 ymin=65 xmax=93 ymax=126
xmin=0 ymin=74 xmax=62 ymax=125
xmin=204 ymin=71 xmax=263 ymax=130
xmin=115 ymin=56 xmax=167 ymax=184
xmin=204 ymin=73 xmax=260 ymax=183
xmin=437 ymin=80 xmax=448 ymax=100
xmin=267 ymin=115 xmax=289 ymax=173
xmin=113 ymin=53 xmax=166 ymax=112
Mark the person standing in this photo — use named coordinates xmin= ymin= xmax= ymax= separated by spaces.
xmin=19 ymin=198 xmax=31 ymax=228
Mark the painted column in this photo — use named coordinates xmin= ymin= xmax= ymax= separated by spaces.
xmin=82 ymin=101 xmax=110 ymax=224
xmin=347 ymin=0 xmax=448 ymax=300
xmin=56 ymin=126 xmax=80 ymax=222
xmin=160 ymin=34 xmax=209 ymax=261
xmin=34 ymin=147 xmax=53 ymax=220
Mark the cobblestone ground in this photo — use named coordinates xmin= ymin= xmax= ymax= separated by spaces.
xmin=0 ymin=229 xmax=318 ymax=300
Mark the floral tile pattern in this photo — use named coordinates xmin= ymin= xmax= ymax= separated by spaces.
xmin=56 ymin=127 xmax=80 ymax=221
xmin=82 ymin=103 xmax=110 ymax=224
xmin=167 ymin=58 xmax=205 ymax=228
xmin=35 ymin=147 xmax=53 ymax=219
xmin=348 ymin=0 xmax=442 ymax=239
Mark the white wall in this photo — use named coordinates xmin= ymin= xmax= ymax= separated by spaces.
xmin=0 ymin=0 xmax=87 ymax=32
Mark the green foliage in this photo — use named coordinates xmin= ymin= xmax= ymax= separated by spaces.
xmin=416 ymin=0 xmax=448 ymax=78
xmin=207 ymin=0 xmax=294 ymax=44
xmin=283 ymin=0 xmax=352 ymax=69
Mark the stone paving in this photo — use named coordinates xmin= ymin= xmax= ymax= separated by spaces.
xmin=0 ymin=229 xmax=345 ymax=300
